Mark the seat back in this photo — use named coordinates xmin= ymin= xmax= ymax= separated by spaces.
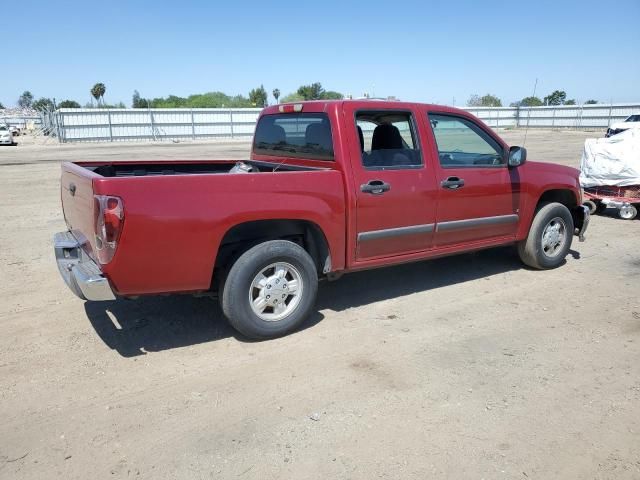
xmin=371 ymin=124 xmax=403 ymax=150
xmin=305 ymin=122 xmax=333 ymax=152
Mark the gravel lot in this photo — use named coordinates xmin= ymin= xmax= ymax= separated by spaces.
xmin=1 ymin=130 xmax=639 ymax=479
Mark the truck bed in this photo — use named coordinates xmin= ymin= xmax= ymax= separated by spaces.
xmin=80 ymin=160 xmax=325 ymax=178
xmin=60 ymin=160 xmax=346 ymax=295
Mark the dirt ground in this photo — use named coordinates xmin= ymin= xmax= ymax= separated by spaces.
xmin=1 ymin=130 xmax=639 ymax=480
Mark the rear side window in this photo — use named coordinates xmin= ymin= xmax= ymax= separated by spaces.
xmin=253 ymin=113 xmax=334 ymax=161
xmin=355 ymin=110 xmax=422 ymax=169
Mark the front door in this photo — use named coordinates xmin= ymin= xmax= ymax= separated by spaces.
xmin=426 ymin=112 xmax=520 ymax=247
xmin=345 ymin=106 xmax=438 ymax=261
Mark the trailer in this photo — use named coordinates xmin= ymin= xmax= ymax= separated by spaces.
xmin=580 ymin=129 xmax=640 ymax=220
xmin=583 ymin=185 xmax=640 ymax=220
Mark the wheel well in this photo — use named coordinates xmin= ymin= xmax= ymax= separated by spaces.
xmin=537 ymin=189 xmax=578 ymax=210
xmin=536 ymin=189 xmax=583 ymax=230
xmin=212 ymin=219 xmax=330 ymax=291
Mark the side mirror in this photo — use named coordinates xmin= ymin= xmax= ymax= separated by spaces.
xmin=508 ymin=146 xmax=527 ymax=167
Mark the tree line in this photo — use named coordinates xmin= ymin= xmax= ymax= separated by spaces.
xmin=12 ymin=82 xmax=344 ymax=111
xmin=467 ymin=91 xmax=599 ymax=107
xmin=10 ymin=82 xmax=602 ymax=111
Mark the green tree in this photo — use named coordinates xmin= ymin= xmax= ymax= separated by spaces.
xmin=90 ymin=83 xmax=106 ymax=106
xmin=32 ymin=97 xmax=55 ymax=111
xmin=467 ymin=93 xmax=502 ymax=107
xmin=585 ymin=99 xmax=598 ymax=104
xmin=132 ymin=90 xmax=150 ymax=108
xmin=564 ymin=99 xmax=576 ymax=105
xmin=0 ymin=101 xmax=4 ymax=109
xmin=146 ymin=91 xmax=252 ymax=108
xmin=280 ymin=92 xmax=305 ymax=103
xmin=322 ymin=90 xmax=344 ymax=100
xmin=543 ymin=90 xmax=566 ymax=106
xmin=248 ymin=85 xmax=268 ymax=107
xmin=58 ymin=100 xmax=81 ymax=108
xmin=519 ymin=96 xmax=543 ymax=106
xmin=272 ymin=88 xmax=280 ymax=103
xmin=18 ymin=91 xmax=34 ymax=108
xmin=297 ymin=82 xmax=324 ymax=100
xmin=480 ymin=94 xmax=502 ymax=107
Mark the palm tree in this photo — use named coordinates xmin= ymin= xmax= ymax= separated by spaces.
xmin=272 ymin=88 xmax=280 ymax=104
xmin=90 ymin=83 xmax=106 ymax=107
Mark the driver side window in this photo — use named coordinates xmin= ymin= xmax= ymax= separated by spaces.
xmin=428 ymin=114 xmax=504 ymax=167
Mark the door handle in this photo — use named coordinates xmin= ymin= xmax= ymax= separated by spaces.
xmin=361 ymin=180 xmax=391 ymax=195
xmin=69 ymin=183 xmax=76 ymax=196
xmin=440 ymin=176 xmax=465 ymax=189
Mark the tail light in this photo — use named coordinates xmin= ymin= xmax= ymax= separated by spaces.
xmin=94 ymin=195 xmax=124 ymax=264
xmin=278 ymin=103 xmax=303 ymax=113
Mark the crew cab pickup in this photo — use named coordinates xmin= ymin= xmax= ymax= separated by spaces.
xmin=55 ymin=100 xmax=589 ymax=339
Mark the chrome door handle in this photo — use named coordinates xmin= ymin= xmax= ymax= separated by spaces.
xmin=361 ymin=180 xmax=391 ymax=195
xmin=441 ymin=177 xmax=465 ymax=189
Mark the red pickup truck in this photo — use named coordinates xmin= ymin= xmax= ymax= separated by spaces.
xmin=55 ymin=100 xmax=589 ymax=339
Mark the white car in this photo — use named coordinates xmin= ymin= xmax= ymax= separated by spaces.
xmin=606 ymin=114 xmax=640 ymax=137
xmin=0 ymin=125 xmax=17 ymax=145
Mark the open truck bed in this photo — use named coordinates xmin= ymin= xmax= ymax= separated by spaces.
xmin=58 ymin=159 xmax=346 ymax=297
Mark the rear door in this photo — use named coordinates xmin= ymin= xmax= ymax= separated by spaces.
xmin=342 ymin=104 xmax=438 ymax=261
xmin=425 ymin=112 xmax=520 ymax=247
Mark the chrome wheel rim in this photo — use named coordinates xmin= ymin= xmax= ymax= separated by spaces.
xmin=619 ymin=205 xmax=637 ymax=220
xmin=249 ymin=262 xmax=303 ymax=322
xmin=541 ymin=217 xmax=567 ymax=257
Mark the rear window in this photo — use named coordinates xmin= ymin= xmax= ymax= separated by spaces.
xmin=253 ymin=113 xmax=334 ymax=161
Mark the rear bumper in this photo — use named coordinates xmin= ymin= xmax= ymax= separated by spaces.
xmin=54 ymin=231 xmax=115 ymax=301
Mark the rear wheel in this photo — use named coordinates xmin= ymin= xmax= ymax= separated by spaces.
xmin=518 ymin=202 xmax=574 ymax=269
xmin=221 ymin=240 xmax=318 ymax=339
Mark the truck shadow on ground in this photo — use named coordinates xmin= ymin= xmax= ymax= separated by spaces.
xmin=84 ymin=297 xmax=324 ymax=357
xmin=84 ymin=246 xmax=575 ymax=357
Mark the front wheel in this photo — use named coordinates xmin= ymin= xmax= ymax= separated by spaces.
xmin=518 ymin=202 xmax=574 ymax=269
xmin=221 ymin=240 xmax=318 ymax=339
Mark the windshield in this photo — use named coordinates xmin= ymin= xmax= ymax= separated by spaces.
xmin=253 ymin=113 xmax=334 ymax=161
xmin=626 ymin=115 xmax=640 ymax=122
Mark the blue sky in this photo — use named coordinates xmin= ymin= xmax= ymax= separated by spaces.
xmin=2 ymin=0 xmax=639 ymax=107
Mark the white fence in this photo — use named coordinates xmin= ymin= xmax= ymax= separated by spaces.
xmin=47 ymin=103 xmax=639 ymax=143
xmin=51 ymin=108 xmax=262 ymax=143
xmin=466 ymin=103 xmax=638 ymax=129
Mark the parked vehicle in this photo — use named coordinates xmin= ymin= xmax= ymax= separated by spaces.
xmin=583 ymin=185 xmax=640 ymax=220
xmin=0 ymin=125 xmax=17 ymax=145
xmin=580 ymin=128 xmax=640 ymax=220
xmin=54 ymin=100 xmax=589 ymax=339
xmin=605 ymin=114 xmax=640 ymax=138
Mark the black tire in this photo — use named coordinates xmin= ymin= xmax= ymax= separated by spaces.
xmin=518 ymin=202 xmax=574 ymax=269
xmin=221 ymin=240 xmax=318 ymax=340
xmin=583 ymin=200 xmax=597 ymax=214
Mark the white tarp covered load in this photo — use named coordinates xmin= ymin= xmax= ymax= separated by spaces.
xmin=580 ymin=129 xmax=640 ymax=187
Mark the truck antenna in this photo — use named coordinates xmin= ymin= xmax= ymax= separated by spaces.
xmin=522 ymin=78 xmax=538 ymax=148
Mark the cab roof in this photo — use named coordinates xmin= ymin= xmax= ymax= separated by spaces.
xmin=260 ymin=99 xmax=471 ymax=117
